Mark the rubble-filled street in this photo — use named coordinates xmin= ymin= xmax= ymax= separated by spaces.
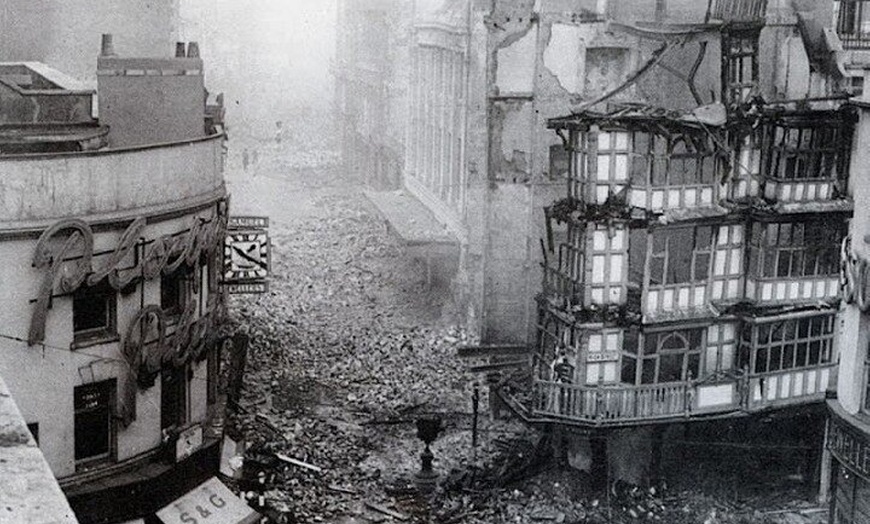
xmin=219 ymin=129 xmax=830 ymax=524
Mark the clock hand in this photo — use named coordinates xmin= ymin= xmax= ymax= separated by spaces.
xmin=231 ymin=245 xmax=267 ymax=268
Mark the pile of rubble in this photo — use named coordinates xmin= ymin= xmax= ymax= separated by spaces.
xmin=220 ymin=149 xmax=828 ymax=523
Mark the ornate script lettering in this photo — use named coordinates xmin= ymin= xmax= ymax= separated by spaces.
xmin=28 ymin=209 xmax=227 ymax=346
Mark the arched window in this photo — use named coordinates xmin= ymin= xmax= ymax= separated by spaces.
xmin=638 ymin=329 xmax=703 ymax=384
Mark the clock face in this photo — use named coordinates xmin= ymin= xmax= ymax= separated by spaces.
xmin=224 ymin=231 xmax=269 ymax=281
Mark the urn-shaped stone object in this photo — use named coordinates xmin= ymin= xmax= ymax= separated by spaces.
xmin=415 ymin=415 xmax=442 ymax=493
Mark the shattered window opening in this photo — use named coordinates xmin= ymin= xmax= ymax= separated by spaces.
xmin=752 ymin=221 xmax=844 ymax=279
xmin=722 ymin=30 xmax=759 ymax=107
xmin=589 ymin=224 xmax=628 ymax=305
xmin=766 ymin=124 xmax=841 ymax=181
xmin=593 ymin=130 xmax=630 ymax=204
xmin=739 ymin=314 xmax=835 ymax=374
xmin=636 ymin=328 xmax=703 ymax=385
xmin=649 ymin=226 xmax=713 ymax=286
xmin=711 ymin=224 xmax=744 ymax=301
xmin=72 ymin=278 xmax=118 ymax=344
xmin=705 ymin=323 xmax=738 ymax=376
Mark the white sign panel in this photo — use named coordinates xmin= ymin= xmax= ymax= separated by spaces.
xmin=156 ymin=477 xmax=260 ymax=524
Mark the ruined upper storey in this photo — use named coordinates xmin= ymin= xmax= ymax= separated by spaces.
xmin=549 ymin=104 xmax=856 ymax=215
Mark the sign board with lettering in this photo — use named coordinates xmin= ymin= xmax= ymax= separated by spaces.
xmin=586 ymin=351 xmax=620 ymax=363
xmin=223 ymin=215 xmax=270 ymax=295
xmin=228 ymin=216 xmax=269 ymax=229
xmin=225 ymin=282 xmax=269 ymax=295
xmin=156 ymin=477 xmax=260 ymax=524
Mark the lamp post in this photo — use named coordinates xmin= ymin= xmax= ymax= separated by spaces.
xmin=415 ymin=415 xmax=442 ymax=494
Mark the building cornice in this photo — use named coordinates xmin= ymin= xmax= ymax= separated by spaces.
xmin=0 ymin=186 xmax=227 ymax=240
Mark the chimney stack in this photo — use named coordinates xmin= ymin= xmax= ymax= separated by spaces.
xmin=187 ymin=42 xmax=200 ymax=58
xmin=101 ymin=34 xmax=116 ymax=57
xmin=175 ymin=42 xmax=187 ymax=58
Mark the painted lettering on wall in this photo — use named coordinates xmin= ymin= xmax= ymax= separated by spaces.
xmin=29 ymin=211 xmax=227 ymax=345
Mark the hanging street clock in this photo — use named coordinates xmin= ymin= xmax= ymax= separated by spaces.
xmin=224 ymin=230 xmax=270 ymax=282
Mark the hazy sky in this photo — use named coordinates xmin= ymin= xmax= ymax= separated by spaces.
xmin=180 ymin=0 xmax=337 ymax=135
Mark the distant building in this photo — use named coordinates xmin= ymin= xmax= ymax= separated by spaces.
xmin=0 ymin=0 xmax=179 ymax=85
xmin=0 ymin=35 xmax=231 ymax=523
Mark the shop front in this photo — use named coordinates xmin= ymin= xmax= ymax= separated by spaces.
xmin=828 ymin=401 xmax=870 ymax=524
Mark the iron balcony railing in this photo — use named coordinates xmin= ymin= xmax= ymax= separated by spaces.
xmin=709 ymin=0 xmax=767 ymax=22
xmin=837 ymin=1 xmax=870 ymax=49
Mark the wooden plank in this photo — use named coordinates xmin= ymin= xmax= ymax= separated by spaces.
xmin=457 ymin=345 xmax=528 ymax=359
xmin=468 ymin=359 xmax=527 ymax=373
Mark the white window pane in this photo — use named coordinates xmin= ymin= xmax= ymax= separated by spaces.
xmin=586 ymin=364 xmax=600 ymax=385
xmin=606 ymin=333 xmax=619 ymax=351
xmin=592 ymin=255 xmax=606 ymax=283
xmin=729 ymin=249 xmax=741 ymax=275
xmin=596 ymin=185 xmax=610 ymax=204
xmin=593 ymin=231 xmax=607 ymax=251
xmin=722 ymin=324 xmax=735 ymax=341
xmin=602 ymin=363 xmax=616 ymax=382
xmin=714 ymin=251 xmax=727 ymax=276
xmin=614 ymin=154 xmax=628 ymax=181
xmin=597 ymin=155 xmax=611 ymax=180
xmin=708 ymin=325 xmax=720 ymax=343
xmin=722 ymin=344 xmax=735 ymax=369
xmin=731 ymin=225 xmax=743 ymax=244
xmin=739 ymin=149 xmax=752 ymax=175
xmin=614 ymin=132 xmax=629 ymax=150
xmin=718 ymin=225 xmax=729 ymax=245
xmin=611 ymin=228 xmax=625 ymax=250
xmin=609 ymin=255 xmax=624 ymax=283
xmin=705 ymin=347 xmax=718 ymax=374
xmin=598 ymin=132 xmax=611 ymax=150
xmin=588 ymin=334 xmax=602 ymax=352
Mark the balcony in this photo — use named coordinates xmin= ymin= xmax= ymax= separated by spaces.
xmin=0 ymin=133 xmax=225 ymax=227
xmin=505 ymin=362 xmax=835 ymax=427
xmin=709 ymin=0 xmax=768 ymax=23
xmin=836 ymin=0 xmax=870 ymax=50
xmin=508 ymin=308 xmax=838 ymax=427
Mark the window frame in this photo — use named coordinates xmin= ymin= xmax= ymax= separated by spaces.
xmin=752 ymin=221 xmax=844 ymax=279
xmin=738 ymin=313 xmax=835 ymax=374
xmin=160 ymin=366 xmax=188 ymax=432
xmin=72 ymin=278 xmax=118 ymax=347
xmin=161 ymin=266 xmax=193 ymax=319
xmin=592 ymin=129 xmax=630 ymax=204
xmin=635 ymin=326 xmax=707 ymax=386
xmin=648 ymin=225 xmax=714 ymax=287
xmin=73 ymin=379 xmax=117 ymax=469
